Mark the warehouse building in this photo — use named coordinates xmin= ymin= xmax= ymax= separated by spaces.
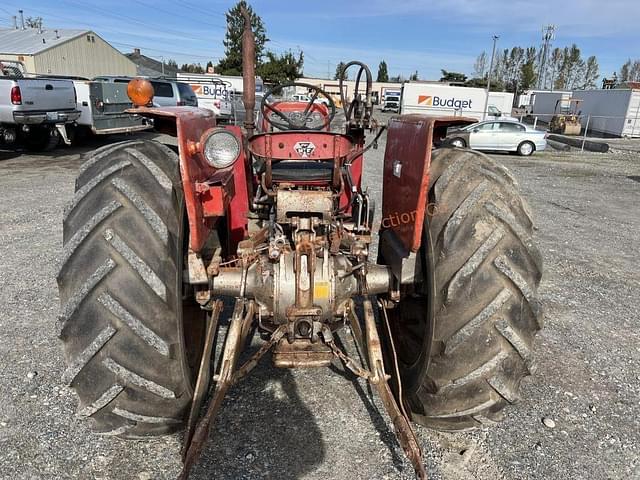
xmin=0 ymin=27 xmax=136 ymax=78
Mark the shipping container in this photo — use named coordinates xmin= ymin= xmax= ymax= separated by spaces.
xmin=399 ymin=83 xmax=514 ymax=120
xmin=572 ymin=88 xmax=640 ymax=137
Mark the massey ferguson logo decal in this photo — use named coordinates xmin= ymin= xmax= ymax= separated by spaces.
xmin=294 ymin=141 xmax=316 ymax=158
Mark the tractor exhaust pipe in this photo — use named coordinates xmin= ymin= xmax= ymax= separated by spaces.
xmin=241 ymin=6 xmax=256 ymax=137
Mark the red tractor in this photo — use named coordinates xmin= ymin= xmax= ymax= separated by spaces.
xmin=57 ymin=10 xmax=542 ymax=479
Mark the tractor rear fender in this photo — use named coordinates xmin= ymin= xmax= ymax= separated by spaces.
xmin=131 ymin=107 xmax=250 ymax=253
xmin=379 ymin=115 xmax=475 ymax=281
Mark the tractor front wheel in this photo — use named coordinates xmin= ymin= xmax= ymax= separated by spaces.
xmin=390 ymin=147 xmax=543 ymax=431
xmin=57 ymin=139 xmax=206 ymax=437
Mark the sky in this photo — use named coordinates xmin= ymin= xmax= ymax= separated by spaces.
xmin=0 ymin=0 xmax=638 ymax=81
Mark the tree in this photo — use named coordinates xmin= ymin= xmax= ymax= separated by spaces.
xmin=389 ymin=74 xmax=405 ymax=83
xmin=619 ymin=59 xmax=632 ymax=82
xmin=377 ymin=61 xmax=389 ymax=82
xmin=629 ymin=60 xmax=640 ymax=82
xmin=166 ymin=59 xmax=178 ymax=69
xmin=548 ymin=47 xmax=564 ymax=89
xmin=25 ymin=16 xmax=43 ymax=29
xmin=180 ymin=63 xmax=205 ymax=74
xmin=582 ymin=56 xmax=599 ymax=89
xmin=473 ymin=52 xmax=487 ymax=78
xmin=520 ymin=47 xmax=537 ymax=89
xmin=258 ymin=50 xmax=304 ymax=83
xmin=409 ymin=70 xmax=419 ymax=81
xmin=334 ymin=62 xmax=347 ymax=80
xmin=440 ymin=70 xmax=467 ymax=83
xmin=216 ymin=1 xmax=268 ymax=76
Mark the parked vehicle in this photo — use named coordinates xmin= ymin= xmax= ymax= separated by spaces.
xmin=70 ymin=79 xmax=151 ymax=139
xmin=150 ymin=79 xmax=198 ymax=107
xmin=291 ymin=92 xmax=331 ymax=107
xmin=95 ymin=76 xmax=197 ymax=108
xmin=400 ymin=82 xmax=514 ymax=120
xmin=382 ymin=92 xmax=400 ymax=112
xmin=446 ymin=119 xmax=547 ymax=156
xmin=176 ymin=72 xmax=265 ymax=122
xmin=0 ymin=60 xmax=80 ymax=151
xmin=550 ymin=98 xmax=582 ymax=135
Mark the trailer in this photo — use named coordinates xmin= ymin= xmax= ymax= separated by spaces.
xmin=399 ymin=82 xmax=513 ymax=120
xmin=572 ymin=88 xmax=640 ymax=137
xmin=530 ymin=91 xmax=572 ymax=121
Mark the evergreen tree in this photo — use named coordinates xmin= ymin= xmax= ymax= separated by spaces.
xmin=334 ymin=62 xmax=347 ymax=80
xmin=377 ymin=61 xmax=389 ymax=82
xmin=216 ymin=1 xmax=268 ymax=76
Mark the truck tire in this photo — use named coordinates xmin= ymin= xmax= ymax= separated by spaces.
xmin=23 ymin=126 xmax=59 ymax=152
xmin=389 ymin=147 xmax=543 ymax=431
xmin=57 ymin=139 xmax=206 ymax=437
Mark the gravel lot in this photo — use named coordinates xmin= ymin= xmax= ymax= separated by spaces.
xmin=0 ymin=113 xmax=639 ymax=480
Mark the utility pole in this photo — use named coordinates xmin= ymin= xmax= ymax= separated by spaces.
xmin=537 ymin=25 xmax=555 ymax=89
xmin=19 ymin=9 xmax=25 ymax=30
xmin=160 ymin=56 xmax=165 ymax=76
xmin=327 ymin=60 xmax=330 ymax=80
xmin=483 ymin=35 xmax=499 ymax=120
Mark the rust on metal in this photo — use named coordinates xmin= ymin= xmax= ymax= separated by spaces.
xmin=182 ymin=300 xmax=223 ymax=457
xmin=272 ymin=338 xmax=333 ymax=368
xmin=180 ymin=299 xmax=255 ymax=480
xmin=241 ymin=5 xmax=256 ymax=136
xmin=381 ymin=115 xmax=475 ymax=252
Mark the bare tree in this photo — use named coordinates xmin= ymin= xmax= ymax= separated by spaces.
xmin=473 ymin=52 xmax=487 ymax=78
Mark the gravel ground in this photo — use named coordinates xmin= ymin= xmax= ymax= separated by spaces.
xmin=0 ymin=113 xmax=639 ymax=480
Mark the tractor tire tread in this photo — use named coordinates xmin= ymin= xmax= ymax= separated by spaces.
xmin=57 ymin=139 xmax=192 ymax=438
xmin=408 ymin=147 xmax=543 ymax=431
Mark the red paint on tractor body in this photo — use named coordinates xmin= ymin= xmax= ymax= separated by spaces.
xmin=381 ymin=115 xmax=475 ymax=252
xmin=130 ymin=107 xmax=249 ymax=253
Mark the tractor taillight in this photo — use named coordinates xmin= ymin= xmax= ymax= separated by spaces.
xmin=10 ymin=86 xmax=22 ymax=105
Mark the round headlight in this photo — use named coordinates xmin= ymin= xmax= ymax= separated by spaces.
xmin=202 ymin=129 xmax=240 ymax=168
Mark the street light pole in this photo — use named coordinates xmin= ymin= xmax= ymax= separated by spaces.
xmin=483 ymin=35 xmax=499 ymax=120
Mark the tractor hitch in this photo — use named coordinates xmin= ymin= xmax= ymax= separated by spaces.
xmin=179 ymin=296 xmax=428 ymax=479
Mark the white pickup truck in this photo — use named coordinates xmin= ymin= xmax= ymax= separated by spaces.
xmin=0 ymin=60 xmax=80 ymax=151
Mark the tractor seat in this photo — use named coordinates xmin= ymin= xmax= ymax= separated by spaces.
xmin=271 ymin=161 xmax=333 ymax=182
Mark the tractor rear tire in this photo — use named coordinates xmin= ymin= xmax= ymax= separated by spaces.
xmin=57 ymin=139 xmax=205 ymax=437
xmin=395 ymin=147 xmax=543 ymax=431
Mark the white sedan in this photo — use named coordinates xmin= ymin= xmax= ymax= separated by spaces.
xmin=446 ymin=120 xmax=547 ymax=156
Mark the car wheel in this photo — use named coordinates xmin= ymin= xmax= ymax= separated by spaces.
xmin=517 ymin=141 xmax=535 ymax=156
xmin=450 ymin=138 xmax=466 ymax=148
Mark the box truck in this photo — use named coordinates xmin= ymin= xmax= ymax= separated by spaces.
xmin=572 ymin=88 xmax=640 ymax=137
xmin=399 ymin=83 xmax=513 ymax=120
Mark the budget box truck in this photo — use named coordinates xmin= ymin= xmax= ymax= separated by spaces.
xmin=399 ymin=83 xmax=514 ymax=120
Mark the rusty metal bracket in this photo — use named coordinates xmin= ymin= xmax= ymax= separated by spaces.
xmin=179 ymin=298 xmax=255 ymax=480
xmin=182 ymin=300 xmax=223 ymax=457
xmin=353 ymin=299 xmax=429 ymax=480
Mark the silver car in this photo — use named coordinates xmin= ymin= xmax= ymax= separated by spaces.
xmin=446 ymin=120 xmax=547 ymax=156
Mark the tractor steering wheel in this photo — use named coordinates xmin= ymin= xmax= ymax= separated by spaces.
xmin=261 ymin=82 xmax=336 ymax=131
